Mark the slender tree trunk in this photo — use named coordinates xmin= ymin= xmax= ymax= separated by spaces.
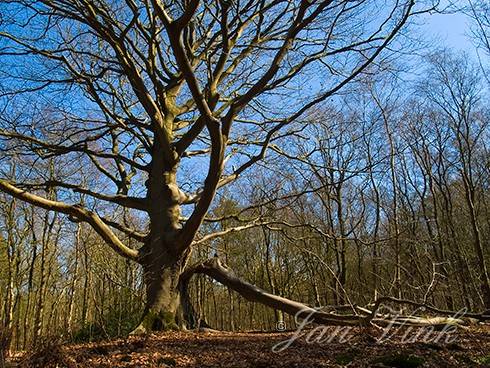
xmin=2 ymin=200 xmax=17 ymax=359
xmin=66 ymin=224 xmax=81 ymax=337
xmin=367 ymin=149 xmax=381 ymax=301
xmin=427 ymin=171 xmax=454 ymax=310
xmin=384 ymin=117 xmax=402 ymax=300
xmin=335 ymin=186 xmax=348 ymax=305
xmin=262 ymin=228 xmax=284 ymax=327
xmin=462 ymin=177 xmax=490 ymax=308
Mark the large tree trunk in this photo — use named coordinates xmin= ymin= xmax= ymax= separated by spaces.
xmin=131 ymin=247 xmax=188 ymax=334
xmin=131 ymin=141 xmax=191 ymax=334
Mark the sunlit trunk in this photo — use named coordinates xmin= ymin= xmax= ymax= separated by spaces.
xmin=131 ymin=249 xmax=186 ymax=334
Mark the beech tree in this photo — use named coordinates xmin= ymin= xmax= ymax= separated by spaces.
xmin=0 ymin=0 xmax=423 ymax=333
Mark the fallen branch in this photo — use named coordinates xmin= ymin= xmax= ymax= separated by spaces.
xmin=181 ymin=258 xmax=364 ymax=326
xmin=366 ymin=296 xmax=490 ymax=324
xmin=181 ymin=258 xmax=490 ymax=329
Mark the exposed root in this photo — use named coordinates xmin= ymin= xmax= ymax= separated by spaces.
xmin=130 ymin=310 xmax=180 ymax=335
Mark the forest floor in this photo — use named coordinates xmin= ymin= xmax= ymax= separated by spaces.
xmin=7 ymin=324 xmax=490 ymax=367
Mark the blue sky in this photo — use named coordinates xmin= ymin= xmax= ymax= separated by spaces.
xmin=423 ymin=11 xmax=475 ymax=54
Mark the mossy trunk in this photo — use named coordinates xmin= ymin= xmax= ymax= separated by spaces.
xmin=131 ymin=252 xmax=186 ymax=334
xmin=132 ymin=141 xmax=190 ymax=334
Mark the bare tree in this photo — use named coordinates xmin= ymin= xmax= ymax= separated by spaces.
xmin=0 ymin=0 xmax=422 ymax=332
xmin=466 ymin=0 xmax=490 ymax=81
xmin=418 ymin=51 xmax=490 ymax=308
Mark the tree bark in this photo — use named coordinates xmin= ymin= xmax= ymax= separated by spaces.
xmin=130 ymin=140 xmax=191 ymax=334
xmin=131 ymin=249 xmax=187 ymax=334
